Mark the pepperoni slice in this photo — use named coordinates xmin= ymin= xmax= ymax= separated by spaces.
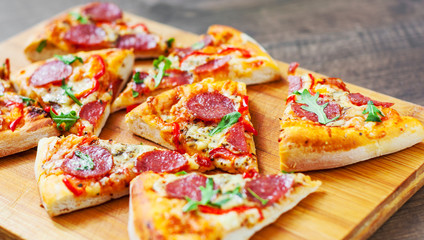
xmin=245 ymin=175 xmax=294 ymax=206
xmin=200 ymin=34 xmax=214 ymax=48
xmin=62 ymin=145 xmax=113 ymax=179
xmin=165 ymin=174 xmax=208 ymax=201
xmin=226 ymin=122 xmax=248 ymax=153
xmin=348 ymin=93 xmax=394 ymax=108
xmin=288 ymin=75 xmax=302 ymax=93
xmin=116 ymin=34 xmax=158 ymax=50
xmin=82 ymin=2 xmax=123 ymax=22
xmin=29 ymin=60 xmax=73 ymax=87
xmin=292 ymin=101 xmax=341 ymax=123
xmin=193 ymin=55 xmax=231 ymax=74
xmin=64 ymin=24 xmax=106 ymax=47
xmin=159 ymin=69 xmax=193 ymax=88
xmin=79 ymin=101 xmax=106 ymax=125
xmin=136 ymin=150 xmax=188 ymax=173
xmin=172 ymin=47 xmax=194 ymax=59
xmin=187 ymin=92 xmax=235 ymax=121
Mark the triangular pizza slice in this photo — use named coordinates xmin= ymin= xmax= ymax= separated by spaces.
xmin=0 ymin=59 xmax=59 ymax=157
xmin=125 ymin=79 xmax=258 ymax=174
xmin=35 ymin=134 xmax=214 ymax=216
xmin=24 ymin=2 xmax=166 ymax=62
xmin=128 ymin=172 xmax=320 ymax=240
xmin=11 ymin=49 xmax=134 ymax=136
xmin=111 ymin=25 xmax=281 ymax=112
xmin=279 ymin=63 xmax=424 ymax=171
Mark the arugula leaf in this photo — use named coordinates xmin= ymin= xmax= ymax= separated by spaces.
xmin=69 ymin=12 xmax=88 ymax=24
xmin=55 ymin=54 xmax=83 ymax=65
xmin=74 ymin=150 xmax=94 ymax=170
xmin=226 ymin=185 xmax=242 ymax=198
xmin=294 ymin=89 xmax=339 ymax=124
xmin=281 ymin=170 xmax=294 ymax=174
xmin=50 ymin=110 xmax=80 ymax=131
xmin=209 ymin=112 xmax=241 ymax=136
xmin=191 ymin=41 xmax=204 ymax=50
xmin=132 ymin=90 xmax=139 ymax=98
xmin=20 ymin=96 xmax=35 ymax=106
xmin=183 ymin=178 xmax=218 ymax=212
xmin=61 ymin=80 xmax=82 ymax=106
xmin=247 ymin=188 xmax=269 ymax=206
xmin=153 ymin=56 xmax=172 ymax=88
xmin=362 ymin=101 xmax=384 ymax=122
xmin=175 ymin=171 xmax=187 ymax=176
xmin=133 ymin=72 xmax=145 ymax=84
xmin=166 ymin=38 xmax=175 ymax=48
xmin=211 ymin=197 xmax=231 ymax=207
xmin=211 ymin=185 xmax=243 ymax=207
xmin=36 ymin=40 xmax=47 ymax=53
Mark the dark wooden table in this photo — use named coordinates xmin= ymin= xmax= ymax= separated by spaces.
xmin=0 ymin=0 xmax=423 ymax=239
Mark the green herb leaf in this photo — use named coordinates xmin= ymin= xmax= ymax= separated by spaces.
xmin=191 ymin=41 xmax=204 ymax=50
xmin=50 ymin=110 xmax=80 ymax=131
xmin=132 ymin=90 xmax=139 ymax=98
xmin=211 ymin=197 xmax=231 ymax=207
xmin=61 ymin=80 xmax=82 ymax=106
xmin=247 ymin=188 xmax=269 ymax=206
xmin=175 ymin=171 xmax=188 ymax=176
xmin=55 ymin=54 xmax=83 ymax=65
xmin=69 ymin=12 xmax=88 ymax=24
xmin=74 ymin=150 xmax=94 ymax=170
xmin=209 ymin=112 xmax=241 ymax=136
xmin=199 ymin=178 xmax=219 ymax=205
xmin=36 ymin=40 xmax=47 ymax=53
xmin=294 ymin=89 xmax=339 ymax=124
xmin=362 ymin=101 xmax=384 ymax=122
xmin=20 ymin=96 xmax=35 ymax=106
xmin=140 ymin=142 xmax=143 ymax=145
xmin=226 ymin=185 xmax=242 ymax=198
xmin=133 ymin=71 xmax=145 ymax=84
xmin=281 ymin=170 xmax=294 ymax=174
xmin=182 ymin=197 xmax=200 ymax=212
xmin=166 ymin=38 xmax=175 ymax=48
xmin=153 ymin=56 xmax=172 ymax=88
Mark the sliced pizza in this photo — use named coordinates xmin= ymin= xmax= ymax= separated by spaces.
xmin=111 ymin=24 xmax=281 ymax=112
xmin=125 ymin=79 xmax=258 ymax=174
xmin=128 ymin=172 xmax=320 ymax=240
xmin=35 ymin=134 xmax=213 ymax=216
xmin=0 ymin=59 xmax=59 ymax=157
xmin=24 ymin=2 xmax=166 ymax=62
xmin=11 ymin=49 xmax=134 ymax=136
xmin=279 ymin=63 xmax=424 ymax=171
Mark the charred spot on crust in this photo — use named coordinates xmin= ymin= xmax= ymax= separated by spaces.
xmin=28 ymin=106 xmax=45 ymax=118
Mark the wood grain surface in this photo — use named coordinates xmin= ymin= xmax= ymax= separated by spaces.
xmin=0 ymin=1 xmax=423 ymax=239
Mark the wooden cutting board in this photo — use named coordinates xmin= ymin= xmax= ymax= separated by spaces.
xmin=0 ymin=11 xmax=423 ymax=240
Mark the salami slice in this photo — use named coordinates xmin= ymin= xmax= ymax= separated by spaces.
xmin=288 ymin=75 xmax=302 ymax=93
xmin=348 ymin=93 xmax=394 ymax=108
xmin=116 ymin=34 xmax=158 ymax=50
xmin=165 ymin=174 xmax=207 ymax=201
xmin=187 ymin=92 xmax=235 ymax=121
xmin=136 ymin=150 xmax=188 ymax=173
xmin=172 ymin=47 xmax=194 ymax=59
xmin=245 ymin=175 xmax=294 ymax=206
xmin=292 ymin=101 xmax=341 ymax=123
xmin=82 ymin=2 xmax=122 ymax=22
xmin=79 ymin=101 xmax=106 ymax=125
xmin=29 ymin=60 xmax=72 ymax=87
xmin=226 ymin=122 xmax=248 ymax=153
xmin=64 ymin=24 xmax=106 ymax=47
xmin=159 ymin=69 xmax=193 ymax=88
xmin=193 ymin=55 xmax=231 ymax=74
xmin=62 ymin=145 xmax=113 ymax=179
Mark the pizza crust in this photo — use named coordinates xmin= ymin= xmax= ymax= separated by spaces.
xmin=280 ymin=115 xmax=424 ymax=172
xmin=0 ymin=118 xmax=59 ymax=158
xmin=128 ymin=173 xmax=320 ymax=240
xmin=24 ymin=38 xmax=69 ymax=62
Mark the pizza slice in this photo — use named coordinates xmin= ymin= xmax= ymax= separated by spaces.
xmin=0 ymin=59 xmax=59 ymax=157
xmin=24 ymin=2 xmax=166 ymax=62
xmin=111 ymin=24 xmax=281 ymax=112
xmin=125 ymin=79 xmax=258 ymax=174
xmin=35 ymin=134 xmax=213 ymax=216
xmin=279 ymin=63 xmax=424 ymax=172
xmin=11 ymin=49 xmax=134 ymax=136
xmin=128 ymin=172 xmax=320 ymax=240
